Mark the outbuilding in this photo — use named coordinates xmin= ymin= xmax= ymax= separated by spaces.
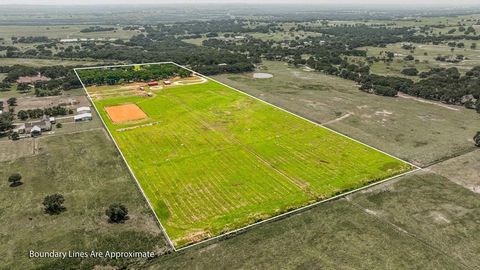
xmin=76 ymin=106 xmax=91 ymax=114
xmin=30 ymin=126 xmax=42 ymax=137
xmin=74 ymin=113 xmax=92 ymax=122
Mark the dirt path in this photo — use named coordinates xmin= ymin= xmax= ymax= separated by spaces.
xmin=323 ymin=112 xmax=353 ymax=125
xmin=397 ymin=93 xmax=460 ymax=111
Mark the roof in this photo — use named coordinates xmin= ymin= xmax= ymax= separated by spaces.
xmin=74 ymin=113 xmax=92 ymax=120
xmin=76 ymin=106 xmax=91 ymax=112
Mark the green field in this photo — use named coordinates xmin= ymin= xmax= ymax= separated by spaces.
xmin=81 ymin=71 xmax=414 ymax=247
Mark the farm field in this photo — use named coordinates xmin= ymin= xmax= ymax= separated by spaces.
xmin=213 ymin=61 xmax=480 ymax=166
xmin=147 ymin=171 xmax=480 ymax=269
xmin=80 ymin=70 xmax=414 ymax=248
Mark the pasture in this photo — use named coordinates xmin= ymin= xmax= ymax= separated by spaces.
xmin=0 ymin=129 xmax=167 ymax=270
xmin=213 ymin=61 xmax=480 ymax=166
xmin=359 ymin=41 xmax=480 ymax=78
xmin=80 ymin=70 xmax=413 ymax=248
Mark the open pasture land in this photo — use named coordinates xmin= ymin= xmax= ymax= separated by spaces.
xmin=359 ymin=41 xmax=480 ymax=78
xmin=0 ymin=130 xmax=167 ymax=270
xmin=213 ymin=61 xmax=480 ymax=166
xmin=79 ymin=67 xmax=413 ymax=248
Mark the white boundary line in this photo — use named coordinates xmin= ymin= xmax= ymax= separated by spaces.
xmin=74 ymin=62 xmax=421 ymax=252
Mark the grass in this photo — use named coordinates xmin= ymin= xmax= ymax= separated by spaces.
xmin=0 ymin=129 xmax=167 ymax=270
xmin=428 ymin=149 xmax=480 ymax=193
xmin=146 ymin=172 xmax=480 ymax=269
xmin=359 ymin=41 xmax=480 ymax=78
xmin=0 ymin=57 xmax=105 ymax=67
xmin=0 ymin=25 xmax=138 ymax=40
xmin=81 ymin=73 xmax=413 ymax=248
xmin=213 ymin=61 xmax=480 ymax=166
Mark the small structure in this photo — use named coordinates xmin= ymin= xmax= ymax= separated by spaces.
xmin=76 ymin=106 xmax=91 ymax=114
xmin=49 ymin=117 xmax=56 ymax=124
xmin=30 ymin=126 xmax=42 ymax=137
xmin=147 ymin=82 xmax=159 ymax=87
xmin=24 ymin=116 xmax=52 ymax=136
xmin=74 ymin=113 xmax=92 ymax=122
xmin=163 ymin=80 xmax=171 ymax=85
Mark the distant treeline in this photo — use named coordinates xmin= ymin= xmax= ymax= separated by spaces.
xmin=77 ymin=64 xmax=191 ymax=86
xmin=80 ymin=26 xmax=116 ymax=33
xmin=11 ymin=36 xmax=50 ymax=43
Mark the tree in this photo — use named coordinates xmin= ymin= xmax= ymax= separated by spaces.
xmin=16 ymin=83 xmax=31 ymax=93
xmin=474 ymin=132 xmax=480 ymax=147
xmin=17 ymin=110 xmax=29 ymax=120
xmin=43 ymin=194 xmax=66 ymax=215
xmin=401 ymin=68 xmax=419 ymax=76
xmin=10 ymin=131 xmax=19 ymax=141
xmin=0 ymin=112 xmax=14 ymax=132
xmin=8 ymin=173 xmax=22 ymax=187
xmin=56 ymin=123 xmax=62 ymax=128
xmin=6 ymin=97 xmax=17 ymax=107
xmin=404 ymin=55 xmax=414 ymax=61
xmin=106 ymin=203 xmax=129 ymax=223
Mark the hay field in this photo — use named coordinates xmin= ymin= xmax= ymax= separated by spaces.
xmin=83 ymin=75 xmax=413 ymax=248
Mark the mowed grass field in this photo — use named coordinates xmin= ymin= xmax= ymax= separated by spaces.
xmin=83 ymin=75 xmax=414 ymax=247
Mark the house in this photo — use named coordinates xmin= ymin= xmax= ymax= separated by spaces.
xmin=147 ymin=82 xmax=159 ymax=86
xmin=24 ymin=116 xmax=52 ymax=136
xmin=76 ymin=106 xmax=91 ymax=114
xmin=74 ymin=113 xmax=92 ymax=122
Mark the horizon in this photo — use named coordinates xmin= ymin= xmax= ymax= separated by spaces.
xmin=1 ymin=1 xmax=480 ymax=7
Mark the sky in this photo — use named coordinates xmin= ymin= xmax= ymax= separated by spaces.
xmin=1 ymin=0 xmax=479 ymax=6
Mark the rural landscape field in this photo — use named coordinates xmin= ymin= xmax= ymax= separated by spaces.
xmin=0 ymin=2 xmax=479 ymax=269
xmin=78 ymin=64 xmax=413 ymax=247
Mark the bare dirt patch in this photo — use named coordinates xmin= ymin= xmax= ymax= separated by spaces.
xmin=105 ymin=103 xmax=147 ymax=124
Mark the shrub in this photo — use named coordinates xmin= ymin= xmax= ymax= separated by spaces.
xmin=43 ymin=194 xmax=66 ymax=215
xmin=106 ymin=203 xmax=129 ymax=223
xmin=401 ymin=67 xmax=419 ymax=76
xmin=8 ymin=173 xmax=22 ymax=187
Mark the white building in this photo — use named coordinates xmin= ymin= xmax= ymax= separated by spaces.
xmin=76 ymin=106 xmax=91 ymax=114
xmin=74 ymin=113 xmax=92 ymax=122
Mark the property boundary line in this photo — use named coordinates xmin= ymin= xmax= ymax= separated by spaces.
xmin=74 ymin=62 xmax=421 ymax=252
xmin=73 ymin=68 xmax=177 ymax=251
